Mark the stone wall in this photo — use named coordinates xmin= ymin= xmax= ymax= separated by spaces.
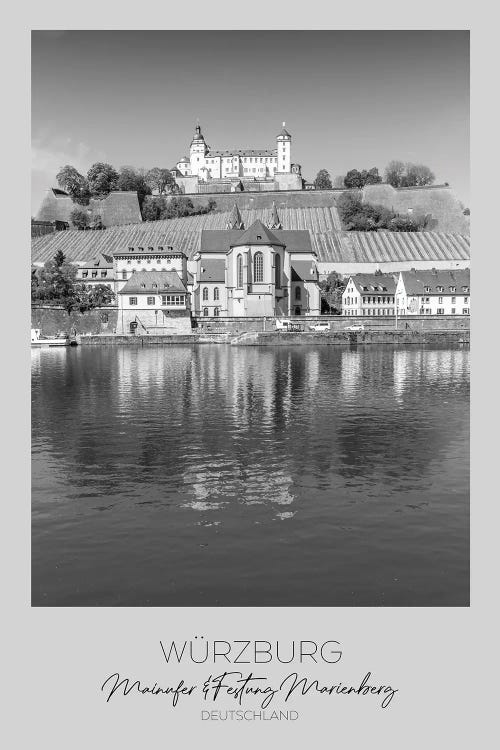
xmin=194 ymin=315 xmax=470 ymax=333
xmin=239 ymin=330 xmax=470 ymax=346
xmin=361 ymin=184 xmax=470 ymax=234
xmin=31 ymin=305 xmax=118 ymax=336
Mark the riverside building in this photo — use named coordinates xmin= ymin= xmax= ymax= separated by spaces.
xmin=395 ymin=269 xmax=470 ymax=316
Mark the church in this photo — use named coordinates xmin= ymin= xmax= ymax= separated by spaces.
xmin=173 ymin=123 xmax=303 ymax=194
xmin=192 ymin=203 xmax=321 ymax=318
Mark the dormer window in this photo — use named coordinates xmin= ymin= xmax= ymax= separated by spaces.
xmin=450 ymin=286 xmax=456 ymax=292
xmin=158 ymin=246 xmax=164 ymax=252
xmin=462 ymin=286 xmax=469 ymax=293
xmin=424 ymin=286 xmax=431 ymax=293
xmin=128 ymin=247 xmax=134 ymax=252
xmin=148 ymin=247 xmax=153 ymax=252
xmin=140 ymin=283 xmax=146 ymax=288
xmin=256 ymin=235 xmax=262 ymax=240
xmin=138 ymin=247 xmax=144 ymax=252
xmin=437 ymin=286 xmax=444 ymax=292
xmin=152 ymin=283 xmax=157 ymax=288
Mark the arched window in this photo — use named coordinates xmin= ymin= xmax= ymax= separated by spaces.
xmin=237 ymin=254 xmax=243 ymax=288
xmin=202 ymin=287 xmax=209 ymax=301
xmin=275 ymin=255 xmax=281 ymax=288
xmin=295 ymin=286 xmax=301 ymax=300
xmin=214 ymin=307 xmax=220 ymax=317
xmin=214 ymin=287 xmax=219 ymax=301
xmin=203 ymin=307 xmax=209 ymax=317
xmin=254 ymin=252 xmax=264 ymax=283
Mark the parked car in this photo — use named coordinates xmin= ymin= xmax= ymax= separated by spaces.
xmin=309 ymin=322 xmax=330 ymax=332
xmin=345 ymin=324 xmax=365 ymax=331
xmin=275 ymin=319 xmax=304 ymax=332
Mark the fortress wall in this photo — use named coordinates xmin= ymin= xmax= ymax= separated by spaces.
xmin=361 ymin=184 xmax=470 ymax=234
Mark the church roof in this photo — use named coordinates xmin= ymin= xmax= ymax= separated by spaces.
xmin=199 ymin=226 xmax=313 ymax=255
xmin=291 ymin=261 xmax=318 ymax=281
xmin=119 ymin=269 xmax=186 ymax=294
xmin=198 ymin=259 xmax=226 ymax=282
xmin=230 ymin=220 xmax=284 ymax=248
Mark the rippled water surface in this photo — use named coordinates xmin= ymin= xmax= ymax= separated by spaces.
xmin=32 ymin=344 xmax=469 ymax=606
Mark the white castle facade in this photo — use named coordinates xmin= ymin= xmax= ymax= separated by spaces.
xmin=172 ymin=123 xmax=303 ymax=194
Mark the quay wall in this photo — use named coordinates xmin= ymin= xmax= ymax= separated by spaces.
xmin=32 ymin=306 xmax=470 ymax=338
xmin=236 ymin=330 xmax=470 ymax=346
xmin=31 ymin=305 xmax=118 ymax=336
xmin=196 ymin=315 xmax=470 ymax=333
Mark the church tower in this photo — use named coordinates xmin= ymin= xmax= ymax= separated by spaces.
xmin=226 ymin=203 xmax=245 ymax=230
xmin=276 ymin=122 xmax=291 ymax=173
xmin=189 ymin=123 xmax=208 ymax=176
xmin=267 ymin=201 xmax=283 ymax=230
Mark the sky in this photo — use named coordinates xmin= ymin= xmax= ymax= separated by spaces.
xmin=31 ymin=30 xmax=470 ymax=214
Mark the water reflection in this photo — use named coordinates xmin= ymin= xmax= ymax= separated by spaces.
xmin=32 ymin=343 xmax=469 ymax=606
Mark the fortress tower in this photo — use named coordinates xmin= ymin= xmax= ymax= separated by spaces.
xmin=276 ymin=123 xmax=291 ymax=173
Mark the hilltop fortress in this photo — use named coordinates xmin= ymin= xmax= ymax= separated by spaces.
xmin=172 ymin=123 xmax=303 ymax=194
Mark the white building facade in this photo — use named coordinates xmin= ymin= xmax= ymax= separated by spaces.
xmin=395 ymin=269 xmax=470 ymax=315
xmin=173 ymin=123 xmax=302 ymax=192
xmin=342 ymin=274 xmax=397 ymax=316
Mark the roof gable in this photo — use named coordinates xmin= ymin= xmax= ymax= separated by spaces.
xmin=230 ymin=220 xmax=285 ymax=248
xmin=119 ymin=269 xmax=186 ymax=294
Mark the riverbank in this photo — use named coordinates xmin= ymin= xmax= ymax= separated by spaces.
xmin=77 ymin=330 xmax=469 ymax=346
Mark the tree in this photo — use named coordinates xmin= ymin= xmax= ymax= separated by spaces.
xmin=401 ymin=163 xmax=435 ymax=187
xmin=164 ymin=197 xmax=195 ymax=219
xmin=319 ymin=271 xmax=346 ymax=314
xmin=54 ymin=249 xmax=66 ymax=267
xmin=313 ymin=169 xmax=332 ymax=190
xmin=387 ymin=216 xmax=420 ymax=232
xmin=117 ymin=166 xmax=151 ymax=208
xmin=141 ymin=195 xmax=168 ymax=221
xmin=207 ymin=198 xmax=217 ymax=212
xmin=344 ymin=167 xmax=382 ymax=189
xmin=88 ymin=284 xmax=116 ymax=308
xmin=56 ymin=165 xmax=90 ymax=205
xmin=70 ymin=207 xmax=91 ymax=230
xmin=87 ymin=162 xmax=119 ymax=197
xmin=145 ymin=167 xmax=176 ymax=195
xmin=384 ymin=160 xmax=406 ymax=187
xmin=385 ymin=160 xmax=435 ymax=188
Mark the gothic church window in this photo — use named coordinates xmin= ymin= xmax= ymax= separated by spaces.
xmin=237 ymin=255 xmax=243 ymax=288
xmin=214 ymin=287 xmax=219 ymax=301
xmin=254 ymin=252 xmax=264 ymax=283
xmin=202 ymin=287 xmax=209 ymax=301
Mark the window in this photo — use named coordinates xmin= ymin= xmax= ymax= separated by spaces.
xmin=157 ymin=259 xmax=161 ymax=264
xmin=437 ymin=286 xmax=444 ymax=293
xmin=161 ymin=294 xmax=185 ymax=306
xmin=203 ymin=307 xmax=209 ymax=317
xmin=202 ymin=287 xmax=209 ymax=301
xmin=424 ymin=286 xmax=431 ymax=293
xmin=147 ymin=296 xmax=155 ymax=305
xmin=254 ymin=252 xmax=264 ymax=283
xmin=463 ymin=308 xmax=470 ymax=315
xmin=237 ymin=254 xmax=243 ymax=288
xmin=82 ymin=271 xmax=88 ymax=278
xmin=437 ymin=308 xmax=444 ymax=315
xmin=129 ymin=297 xmax=138 ymax=305
xmin=214 ymin=307 xmax=220 ymax=317
xmin=275 ymin=254 xmax=281 ymax=288
xmin=438 ymin=296 xmax=443 ymax=304
xmin=92 ymin=271 xmax=97 ymax=278
xmin=101 ymin=271 xmax=107 ymax=278
xmin=464 ymin=296 xmax=469 ymax=304
xmin=122 ymin=270 xmax=127 ymax=280
xmin=450 ymin=286 xmax=456 ymax=293
xmin=451 ymin=308 xmax=456 ymax=314
xmin=214 ymin=287 xmax=219 ymax=301
xmin=451 ymin=296 xmax=456 ymax=304
xmin=140 ymin=283 xmax=146 ymax=289
xmin=101 ymin=312 xmax=109 ymax=323
xmin=462 ymin=286 xmax=469 ymax=293
xmin=127 ymin=260 xmax=132 ymax=265
xmin=295 ymin=286 xmax=301 ymax=300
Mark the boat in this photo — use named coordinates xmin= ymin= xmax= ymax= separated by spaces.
xmin=31 ymin=328 xmax=77 ymax=347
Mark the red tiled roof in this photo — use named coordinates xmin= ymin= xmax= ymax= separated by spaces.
xmin=119 ymin=270 xmax=186 ymax=294
xmin=400 ymin=269 xmax=470 ymax=295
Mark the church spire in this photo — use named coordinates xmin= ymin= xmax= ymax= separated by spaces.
xmin=267 ymin=201 xmax=282 ymax=230
xmin=226 ymin=203 xmax=245 ymax=230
